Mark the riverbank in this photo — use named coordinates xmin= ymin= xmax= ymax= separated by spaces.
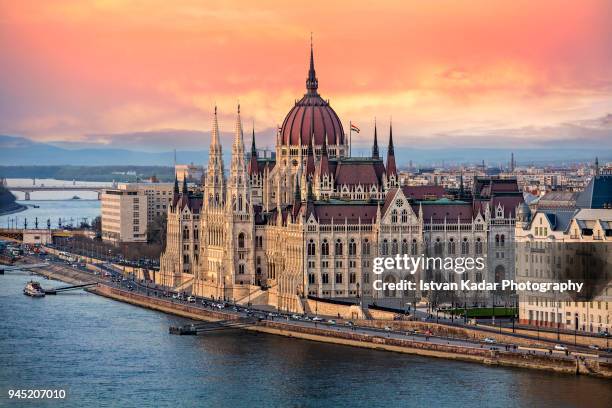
xmin=23 ymin=260 xmax=611 ymax=379
xmin=0 ymin=185 xmax=26 ymax=216
xmin=0 ymin=204 xmax=26 ymax=217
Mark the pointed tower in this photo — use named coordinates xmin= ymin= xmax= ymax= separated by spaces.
xmin=385 ymin=120 xmax=398 ymax=188
xmin=226 ymin=104 xmax=255 ymax=289
xmin=595 ymin=157 xmax=600 ymax=176
xmin=182 ymin=176 xmax=188 ymax=194
xmin=173 ymin=176 xmax=179 ymax=197
xmin=372 ymin=119 xmax=379 ymax=159
xmin=306 ymin=35 xmax=318 ymax=95
xmin=205 ymin=106 xmax=225 ymax=208
xmin=306 ymin=133 xmax=316 ymax=179
xmin=228 ymin=104 xmax=250 ymax=212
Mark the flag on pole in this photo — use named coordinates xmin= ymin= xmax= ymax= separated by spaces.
xmin=350 ymin=122 xmax=360 ymax=133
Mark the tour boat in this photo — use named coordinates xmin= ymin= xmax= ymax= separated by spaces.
xmin=23 ymin=281 xmax=45 ymax=297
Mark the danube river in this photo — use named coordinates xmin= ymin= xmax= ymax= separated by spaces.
xmin=0 ymin=179 xmax=103 ymax=229
xmin=1 ymin=272 xmax=611 ymax=407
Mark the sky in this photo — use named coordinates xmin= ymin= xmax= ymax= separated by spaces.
xmin=0 ymin=0 xmax=611 ymax=151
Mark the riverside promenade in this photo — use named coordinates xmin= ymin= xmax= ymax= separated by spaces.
xmin=9 ymin=253 xmax=611 ymax=380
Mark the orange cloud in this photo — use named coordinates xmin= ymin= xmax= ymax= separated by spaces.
xmin=0 ymin=0 xmax=610 ymax=146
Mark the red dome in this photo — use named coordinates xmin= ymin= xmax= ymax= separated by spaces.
xmin=279 ymin=44 xmax=345 ymax=147
xmin=280 ymin=95 xmax=345 ymax=146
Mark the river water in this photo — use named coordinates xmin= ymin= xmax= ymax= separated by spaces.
xmin=1 ymin=179 xmax=103 ymax=229
xmin=0 ymin=272 xmax=611 ymax=407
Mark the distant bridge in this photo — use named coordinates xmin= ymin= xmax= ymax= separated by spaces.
xmin=8 ymin=186 xmax=109 ymax=200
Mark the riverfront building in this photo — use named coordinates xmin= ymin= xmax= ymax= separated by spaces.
xmin=515 ymin=171 xmax=612 ymax=333
xmin=158 ymin=46 xmax=523 ymax=313
xmin=101 ymin=182 xmax=174 ymax=244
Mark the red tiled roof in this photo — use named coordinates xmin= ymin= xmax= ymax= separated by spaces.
xmin=401 ymin=185 xmax=446 ymax=200
xmin=280 ymin=96 xmax=345 ymax=146
xmin=314 ymin=203 xmax=378 ymax=224
xmin=334 ymin=160 xmax=385 ymax=186
xmin=413 ymin=203 xmax=474 ymax=223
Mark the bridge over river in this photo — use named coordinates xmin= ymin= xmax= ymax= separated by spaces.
xmin=7 ymin=185 xmax=110 ymax=200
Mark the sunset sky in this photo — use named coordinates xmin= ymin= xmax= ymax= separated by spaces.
xmin=1 ymin=0 xmax=611 ymax=151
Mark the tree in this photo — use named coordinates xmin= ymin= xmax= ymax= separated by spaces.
xmin=91 ymin=216 xmax=102 ymax=238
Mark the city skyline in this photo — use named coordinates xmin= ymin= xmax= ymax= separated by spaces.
xmin=1 ymin=0 xmax=611 ymax=151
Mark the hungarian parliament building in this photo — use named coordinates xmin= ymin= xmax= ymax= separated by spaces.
xmin=158 ymin=46 xmax=523 ymax=313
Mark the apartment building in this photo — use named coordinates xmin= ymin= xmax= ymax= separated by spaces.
xmin=101 ymin=182 xmax=175 ymax=244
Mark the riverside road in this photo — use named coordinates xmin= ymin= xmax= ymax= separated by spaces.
xmin=15 ymin=251 xmax=610 ymax=366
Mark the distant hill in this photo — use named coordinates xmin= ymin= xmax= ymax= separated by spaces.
xmin=0 ymin=134 xmax=609 ymax=167
xmin=0 ymin=135 xmax=210 ymax=166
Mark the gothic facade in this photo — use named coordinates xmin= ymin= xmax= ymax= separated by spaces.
xmin=158 ymin=46 xmax=523 ymax=312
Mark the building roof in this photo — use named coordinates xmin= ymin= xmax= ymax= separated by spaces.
xmin=332 ymin=159 xmax=385 ymax=186
xmin=279 ymin=45 xmax=344 ymax=147
xmin=412 ymin=202 xmax=474 ymax=223
xmin=312 ymin=202 xmax=378 ymax=224
xmin=576 ymin=174 xmax=612 ymax=209
xmin=401 ymin=185 xmax=446 ymax=200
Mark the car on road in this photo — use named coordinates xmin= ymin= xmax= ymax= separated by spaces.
xmin=312 ymin=316 xmax=324 ymax=322
xmin=588 ymin=344 xmax=600 ymax=350
xmin=187 ymin=296 xmax=196 ymax=303
xmin=482 ymin=337 xmax=497 ymax=344
xmin=554 ymin=344 xmax=568 ymax=351
xmin=291 ymin=314 xmax=301 ymax=320
xmin=327 ymin=320 xmax=336 ymax=325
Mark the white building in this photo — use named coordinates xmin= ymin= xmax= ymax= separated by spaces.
xmin=101 ymin=182 xmax=174 ymax=244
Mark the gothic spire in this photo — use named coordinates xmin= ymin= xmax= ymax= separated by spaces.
xmin=320 ymin=132 xmax=330 ymax=176
xmin=174 ymin=176 xmax=179 ymax=195
xmin=306 ymin=34 xmax=318 ymax=95
xmin=182 ymin=176 xmax=188 ymax=194
xmin=210 ymin=105 xmax=220 ymax=148
xmin=372 ymin=118 xmax=379 ymax=159
xmin=251 ymin=123 xmax=257 ymax=156
xmin=248 ymin=125 xmax=259 ymax=176
xmin=306 ymin=133 xmax=315 ymax=177
xmin=294 ymin=174 xmax=301 ymax=203
xmin=386 ymin=120 xmax=397 ymax=177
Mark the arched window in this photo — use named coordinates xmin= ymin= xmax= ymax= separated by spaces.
xmin=335 ymin=239 xmax=343 ymax=256
xmin=401 ymin=239 xmax=408 ymax=254
xmin=391 ymin=239 xmax=398 ymax=255
xmin=238 ymin=264 xmax=245 ymax=274
xmin=448 ymin=238 xmax=455 ymax=255
xmin=461 ymin=238 xmax=469 ymax=254
xmin=401 ymin=209 xmax=408 ymax=223
xmin=362 ymin=239 xmax=370 ymax=256
xmin=322 ymin=239 xmax=329 ymax=256
xmin=382 ymin=239 xmax=389 ymax=255
xmin=238 ymin=233 xmax=245 ymax=248
xmin=391 ymin=209 xmax=398 ymax=223
xmin=349 ymin=239 xmax=357 ymax=256
xmin=383 ymin=274 xmax=396 ymax=297
xmin=411 ymin=239 xmax=418 ymax=255
xmin=476 ymin=238 xmax=483 ymax=254
xmin=495 ymin=265 xmax=505 ymax=283
xmin=500 ymin=234 xmax=505 ymax=247
xmin=495 ymin=234 xmax=500 ymax=247
xmin=434 ymin=238 xmax=443 ymax=255
xmin=307 ymin=239 xmax=316 ymax=256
